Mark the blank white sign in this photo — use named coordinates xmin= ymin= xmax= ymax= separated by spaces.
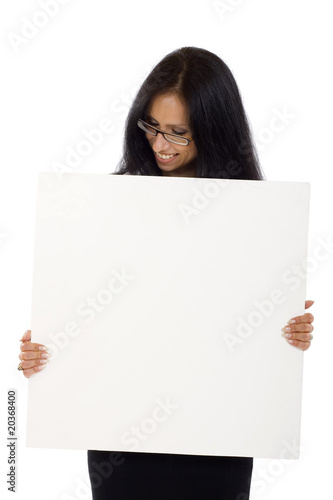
xmin=27 ymin=173 xmax=310 ymax=458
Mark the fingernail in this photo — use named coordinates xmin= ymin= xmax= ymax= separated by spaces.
xmin=39 ymin=346 xmax=47 ymax=350
xmin=281 ymin=326 xmax=291 ymax=332
xmin=41 ymin=353 xmax=49 ymax=358
xmin=288 ymin=340 xmax=294 ymax=344
xmin=38 ymin=364 xmax=47 ymax=370
xmin=40 ymin=359 xmax=48 ymax=364
xmin=287 ymin=319 xmax=296 ymax=324
xmin=285 ymin=333 xmax=292 ymax=338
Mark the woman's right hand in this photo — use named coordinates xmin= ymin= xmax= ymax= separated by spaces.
xmin=19 ymin=329 xmax=50 ymax=378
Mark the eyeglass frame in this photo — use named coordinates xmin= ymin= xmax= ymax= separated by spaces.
xmin=137 ymin=119 xmax=194 ymax=146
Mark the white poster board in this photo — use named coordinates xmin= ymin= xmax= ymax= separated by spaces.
xmin=26 ymin=173 xmax=310 ymax=458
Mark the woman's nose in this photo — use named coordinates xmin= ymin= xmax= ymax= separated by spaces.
xmin=152 ymin=132 xmax=171 ymax=151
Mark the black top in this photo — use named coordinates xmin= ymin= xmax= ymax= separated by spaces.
xmin=88 ymin=449 xmax=253 ymax=500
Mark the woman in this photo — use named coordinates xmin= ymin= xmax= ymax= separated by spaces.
xmin=19 ymin=47 xmax=315 ymax=499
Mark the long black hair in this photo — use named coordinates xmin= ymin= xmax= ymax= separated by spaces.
xmin=114 ymin=46 xmax=265 ymax=180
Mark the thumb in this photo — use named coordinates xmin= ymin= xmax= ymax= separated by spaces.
xmin=305 ymin=300 xmax=315 ymax=309
xmin=20 ymin=329 xmax=31 ymax=342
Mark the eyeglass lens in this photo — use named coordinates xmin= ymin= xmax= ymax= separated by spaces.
xmin=138 ymin=121 xmax=188 ymax=145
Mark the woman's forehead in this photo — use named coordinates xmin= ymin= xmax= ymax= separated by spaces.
xmin=147 ymin=93 xmax=189 ymax=125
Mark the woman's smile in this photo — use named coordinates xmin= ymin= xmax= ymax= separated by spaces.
xmin=155 ymin=151 xmax=179 ymax=163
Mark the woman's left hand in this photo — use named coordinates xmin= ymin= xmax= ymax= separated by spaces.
xmin=281 ymin=300 xmax=315 ymax=351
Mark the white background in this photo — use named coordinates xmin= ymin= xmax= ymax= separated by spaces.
xmin=0 ymin=1 xmax=332 ymax=499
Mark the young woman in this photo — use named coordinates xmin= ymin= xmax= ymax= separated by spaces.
xmin=19 ymin=47 xmax=315 ymax=499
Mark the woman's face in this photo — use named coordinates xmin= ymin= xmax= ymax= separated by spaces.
xmin=145 ymin=93 xmax=198 ymax=177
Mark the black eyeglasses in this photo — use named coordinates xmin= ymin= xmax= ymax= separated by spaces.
xmin=137 ymin=119 xmax=193 ymax=146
